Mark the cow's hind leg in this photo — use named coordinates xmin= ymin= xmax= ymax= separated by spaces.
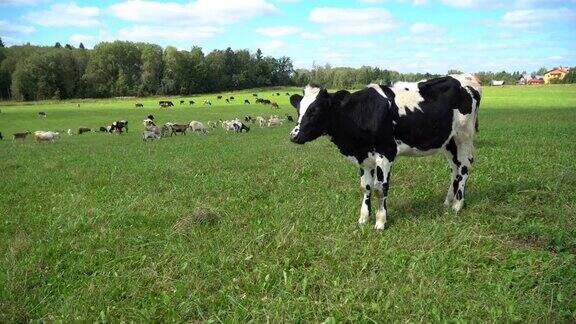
xmin=358 ymin=166 xmax=374 ymax=225
xmin=444 ymin=138 xmax=474 ymax=212
xmin=374 ymin=154 xmax=393 ymax=230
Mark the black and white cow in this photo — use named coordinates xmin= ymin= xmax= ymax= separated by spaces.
xmin=110 ymin=120 xmax=128 ymax=133
xmin=289 ymin=74 xmax=481 ymax=230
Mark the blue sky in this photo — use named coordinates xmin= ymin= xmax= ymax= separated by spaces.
xmin=1 ymin=0 xmax=575 ymax=73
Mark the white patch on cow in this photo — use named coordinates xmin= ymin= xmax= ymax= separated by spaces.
xmin=374 ymin=155 xmax=392 ymax=230
xmin=290 ymin=85 xmax=321 ymax=138
xmin=298 ymin=85 xmax=321 ymax=124
xmin=396 ymin=140 xmax=441 ymax=157
xmin=367 ymin=83 xmax=387 ymax=99
xmin=450 ymin=73 xmax=481 ymax=95
xmin=390 ymin=81 xmax=425 ymax=116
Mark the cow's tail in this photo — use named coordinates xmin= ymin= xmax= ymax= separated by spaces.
xmin=475 ymin=111 xmax=479 ymax=132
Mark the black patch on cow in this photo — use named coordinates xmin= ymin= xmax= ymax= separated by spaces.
xmin=370 ymin=169 xmax=375 ymax=177
xmin=455 ymin=189 xmax=463 ymax=200
xmin=376 ymin=166 xmax=384 ymax=182
xmin=404 ymin=87 xmax=409 ymax=91
xmin=366 ymin=185 xmax=371 ymax=191
xmin=294 ymin=86 xmax=397 ymax=164
xmin=461 ymin=166 xmax=468 ymax=175
xmin=364 ymin=197 xmax=371 ymax=208
xmin=453 ymin=179 xmax=459 ymax=194
xmin=445 ymin=138 xmax=461 ymax=167
xmin=290 ymin=94 xmax=303 ymax=112
xmin=382 ymin=182 xmax=389 ymax=196
xmin=466 ymin=86 xmax=481 ymax=106
xmin=359 ymin=168 xmax=364 ymax=176
xmin=469 ymin=157 xmax=474 ymax=164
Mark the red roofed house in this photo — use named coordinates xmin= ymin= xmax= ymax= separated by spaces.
xmin=544 ymin=67 xmax=570 ymax=84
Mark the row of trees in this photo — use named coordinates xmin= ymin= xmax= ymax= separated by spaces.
xmin=291 ymin=66 xmax=576 ymax=89
xmin=0 ymin=37 xmax=574 ymax=101
xmin=0 ymin=39 xmax=294 ymax=101
xmin=292 ymin=64 xmax=443 ymax=89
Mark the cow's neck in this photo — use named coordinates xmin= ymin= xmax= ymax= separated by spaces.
xmin=324 ymin=103 xmax=372 ymax=159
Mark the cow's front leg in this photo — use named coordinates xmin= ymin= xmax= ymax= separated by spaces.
xmin=374 ymin=155 xmax=393 ymax=230
xmin=358 ymin=166 xmax=374 ymax=226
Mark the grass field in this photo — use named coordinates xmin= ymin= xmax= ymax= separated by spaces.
xmin=1 ymin=84 xmax=575 ymax=322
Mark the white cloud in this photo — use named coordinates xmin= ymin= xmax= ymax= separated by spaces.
xmin=474 ymin=43 xmax=509 ymax=50
xmin=258 ymin=39 xmax=286 ymax=54
xmin=25 ymin=2 xmax=100 ymax=27
xmin=299 ymin=32 xmax=322 ymax=40
xmin=323 ymin=51 xmax=350 ymax=66
xmin=548 ymin=55 xmax=564 ymax=60
xmin=0 ymin=20 xmax=36 ymax=34
xmin=0 ymin=35 xmax=21 ymax=46
xmin=410 ymin=22 xmax=446 ymax=35
xmin=117 ymin=25 xmax=222 ymax=42
xmin=497 ymin=32 xmax=514 ymax=38
xmin=441 ymin=0 xmax=485 ymax=8
xmin=396 ymin=35 xmax=452 ymax=45
xmin=0 ymin=0 xmax=47 ymax=5
xmin=110 ymin=0 xmax=277 ymax=25
xmin=68 ymin=30 xmax=114 ymax=48
xmin=359 ymin=0 xmax=428 ymax=5
xmin=345 ymin=41 xmax=377 ymax=48
xmin=69 ymin=34 xmax=94 ymax=44
xmin=309 ymin=7 xmax=397 ymax=35
xmin=441 ymin=0 xmax=576 ymax=9
xmin=500 ymin=8 xmax=576 ymax=29
xmin=256 ymin=25 xmax=300 ymax=37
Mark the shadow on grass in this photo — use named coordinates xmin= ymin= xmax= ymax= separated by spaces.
xmin=387 ymin=178 xmax=575 ymax=254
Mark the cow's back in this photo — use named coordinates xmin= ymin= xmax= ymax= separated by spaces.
xmin=388 ymin=76 xmax=479 ymax=155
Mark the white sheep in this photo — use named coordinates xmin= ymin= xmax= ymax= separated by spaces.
xmin=34 ymin=131 xmax=60 ymax=143
xmin=189 ymin=121 xmax=208 ymax=134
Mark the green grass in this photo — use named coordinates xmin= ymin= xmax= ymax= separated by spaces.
xmin=1 ymin=85 xmax=575 ymax=322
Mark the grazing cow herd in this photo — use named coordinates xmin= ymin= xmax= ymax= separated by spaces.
xmin=140 ymin=112 xmax=292 ymax=140
xmin=3 ymin=76 xmax=482 ymax=229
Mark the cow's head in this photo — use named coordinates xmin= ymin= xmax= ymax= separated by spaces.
xmin=289 ymin=85 xmax=349 ymax=144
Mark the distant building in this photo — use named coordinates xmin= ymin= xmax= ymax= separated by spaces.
xmin=544 ymin=67 xmax=570 ymax=84
xmin=528 ymin=78 xmax=544 ymax=85
xmin=518 ymin=74 xmax=544 ymax=85
xmin=491 ymin=80 xmax=505 ymax=86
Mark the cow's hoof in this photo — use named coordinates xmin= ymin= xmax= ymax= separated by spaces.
xmin=358 ymin=215 xmax=369 ymax=226
xmin=452 ymin=200 xmax=464 ymax=212
xmin=374 ymin=222 xmax=386 ymax=230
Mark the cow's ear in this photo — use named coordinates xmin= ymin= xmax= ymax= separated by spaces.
xmin=290 ymin=94 xmax=303 ymax=109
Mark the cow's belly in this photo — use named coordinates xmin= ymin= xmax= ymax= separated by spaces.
xmin=396 ymin=140 xmax=444 ymax=157
xmin=393 ymin=113 xmax=454 ymax=154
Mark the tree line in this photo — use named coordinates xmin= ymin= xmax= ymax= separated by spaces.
xmin=0 ymin=38 xmax=294 ymax=101
xmin=0 ymin=37 xmax=573 ymax=101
